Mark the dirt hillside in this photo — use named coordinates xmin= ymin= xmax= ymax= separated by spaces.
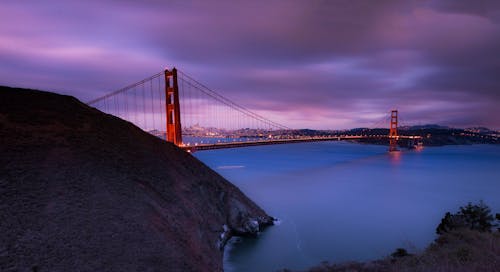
xmin=0 ymin=86 xmax=273 ymax=272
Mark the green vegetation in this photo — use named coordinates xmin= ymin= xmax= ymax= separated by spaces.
xmin=436 ymin=201 xmax=497 ymax=234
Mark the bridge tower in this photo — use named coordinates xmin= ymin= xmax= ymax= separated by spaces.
xmin=165 ymin=68 xmax=182 ymax=146
xmin=389 ymin=110 xmax=398 ymax=152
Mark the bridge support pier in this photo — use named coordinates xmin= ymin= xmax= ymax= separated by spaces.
xmin=165 ymin=68 xmax=182 ymax=146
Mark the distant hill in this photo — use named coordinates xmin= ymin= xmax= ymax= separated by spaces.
xmin=283 ymin=125 xmax=499 ymax=146
xmin=0 ymin=86 xmax=273 ymax=272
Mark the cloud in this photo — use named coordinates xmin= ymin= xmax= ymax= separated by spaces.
xmin=1 ymin=0 xmax=499 ymax=129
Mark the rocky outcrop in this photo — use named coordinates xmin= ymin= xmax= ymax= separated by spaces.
xmin=0 ymin=86 xmax=273 ymax=272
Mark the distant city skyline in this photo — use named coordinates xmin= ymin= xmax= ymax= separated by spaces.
xmin=1 ymin=0 xmax=499 ymax=130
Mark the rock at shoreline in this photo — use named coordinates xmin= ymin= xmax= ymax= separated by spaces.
xmin=0 ymin=86 xmax=273 ymax=272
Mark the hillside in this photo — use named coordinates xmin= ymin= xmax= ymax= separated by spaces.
xmin=293 ymin=230 xmax=500 ymax=272
xmin=0 ymin=86 xmax=273 ymax=271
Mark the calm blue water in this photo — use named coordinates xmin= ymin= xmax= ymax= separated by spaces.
xmin=194 ymin=142 xmax=500 ymax=272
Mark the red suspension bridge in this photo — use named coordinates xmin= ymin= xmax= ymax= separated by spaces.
xmin=87 ymin=68 xmax=421 ymax=152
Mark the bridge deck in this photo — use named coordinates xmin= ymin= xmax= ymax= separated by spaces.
xmin=181 ymin=135 xmax=422 ymax=152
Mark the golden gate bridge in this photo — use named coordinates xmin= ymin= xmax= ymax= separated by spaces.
xmin=87 ymin=68 xmax=421 ymax=152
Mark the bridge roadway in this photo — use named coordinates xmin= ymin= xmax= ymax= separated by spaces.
xmin=181 ymin=135 xmax=422 ymax=152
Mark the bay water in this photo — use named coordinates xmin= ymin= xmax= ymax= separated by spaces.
xmin=194 ymin=142 xmax=500 ymax=272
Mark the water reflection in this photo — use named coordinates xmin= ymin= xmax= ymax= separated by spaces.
xmin=389 ymin=150 xmax=402 ymax=165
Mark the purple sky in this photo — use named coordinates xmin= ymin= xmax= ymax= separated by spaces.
xmin=1 ymin=0 xmax=499 ymax=129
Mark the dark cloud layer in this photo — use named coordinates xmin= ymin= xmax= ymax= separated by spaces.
xmin=1 ymin=0 xmax=499 ymax=129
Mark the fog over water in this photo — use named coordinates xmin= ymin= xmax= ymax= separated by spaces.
xmin=195 ymin=142 xmax=500 ymax=272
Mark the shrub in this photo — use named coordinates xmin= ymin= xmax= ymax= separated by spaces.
xmin=436 ymin=201 xmax=496 ymax=235
xmin=391 ymin=248 xmax=410 ymax=258
xmin=497 ymin=213 xmax=500 ymax=232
